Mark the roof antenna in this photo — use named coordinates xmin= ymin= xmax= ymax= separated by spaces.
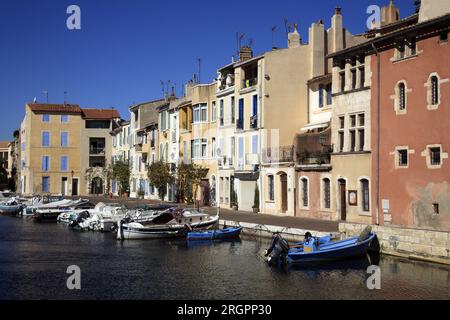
xmin=160 ymin=80 xmax=165 ymax=98
xmin=64 ymin=91 xmax=67 ymax=105
xmin=271 ymin=26 xmax=277 ymax=49
xmin=43 ymin=90 xmax=49 ymax=104
xmin=197 ymin=58 xmax=202 ymax=83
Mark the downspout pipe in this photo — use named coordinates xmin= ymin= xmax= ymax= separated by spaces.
xmin=371 ymin=42 xmax=381 ymax=226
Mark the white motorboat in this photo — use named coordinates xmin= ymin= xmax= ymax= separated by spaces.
xmin=33 ymin=198 xmax=94 ymax=222
xmin=117 ymin=208 xmax=219 ymax=240
xmin=77 ymin=203 xmax=126 ymax=232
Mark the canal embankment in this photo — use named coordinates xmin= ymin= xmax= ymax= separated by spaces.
xmin=340 ymin=223 xmax=450 ymax=266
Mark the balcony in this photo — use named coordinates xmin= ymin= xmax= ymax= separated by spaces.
xmin=245 ymin=153 xmax=259 ymax=165
xmin=294 ymin=127 xmax=332 ymax=166
xmin=262 ymin=146 xmax=294 ymax=164
xmin=242 ymin=78 xmax=258 ymax=89
xmin=90 ymin=147 xmax=105 ymax=155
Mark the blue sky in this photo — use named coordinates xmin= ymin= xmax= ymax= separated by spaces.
xmin=0 ymin=0 xmax=416 ymax=140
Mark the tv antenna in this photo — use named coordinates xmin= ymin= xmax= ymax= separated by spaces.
xmin=271 ymin=26 xmax=277 ymax=49
xmin=42 ymin=91 xmax=49 ymax=104
xmin=197 ymin=58 xmax=202 ymax=83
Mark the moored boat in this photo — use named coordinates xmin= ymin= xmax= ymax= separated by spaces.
xmin=0 ymin=198 xmax=24 ymax=215
xmin=117 ymin=208 xmax=219 ymax=240
xmin=33 ymin=199 xmax=94 ymax=223
xmin=265 ymin=226 xmax=376 ymax=265
xmin=186 ymin=227 xmax=242 ymax=241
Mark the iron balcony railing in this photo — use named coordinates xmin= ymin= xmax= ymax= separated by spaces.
xmin=261 ymin=146 xmax=294 ymax=163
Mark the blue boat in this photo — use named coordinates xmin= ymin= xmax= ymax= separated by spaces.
xmin=266 ymin=227 xmax=376 ymax=265
xmin=187 ymin=227 xmax=242 ymax=241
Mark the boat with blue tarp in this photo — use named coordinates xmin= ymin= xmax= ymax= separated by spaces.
xmin=187 ymin=227 xmax=242 ymax=241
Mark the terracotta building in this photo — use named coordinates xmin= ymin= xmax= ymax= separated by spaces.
xmin=368 ymin=3 xmax=450 ymax=230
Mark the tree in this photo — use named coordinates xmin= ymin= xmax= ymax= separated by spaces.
xmin=111 ymin=158 xmax=130 ymax=196
xmin=148 ymin=161 xmax=174 ymax=201
xmin=177 ymin=162 xmax=208 ymax=204
xmin=253 ymin=184 xmax=260 ymax=211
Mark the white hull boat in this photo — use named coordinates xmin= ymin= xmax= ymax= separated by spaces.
xmin=117 ymin=209 xmax=219 ymax=240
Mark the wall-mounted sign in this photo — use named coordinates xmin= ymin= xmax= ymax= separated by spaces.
xmin=348 ymin=190 xmax=358 ymax=206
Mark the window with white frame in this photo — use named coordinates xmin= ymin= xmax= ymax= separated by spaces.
xmin=361 ymin=179 xmax=370 ymax=212
xmin=211 ymin=101 xmax=216 ymax=122
xmin=268 ymin=175 xmax=274 ymax=201
xmin=322 ymin=178 xmax=331 ymax=209
xmin=300 ymin=177 xmax=309 ymax=208
xmin=193 ymin=103 xmax=208 ymax=123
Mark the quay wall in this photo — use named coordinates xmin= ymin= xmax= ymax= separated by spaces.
xmin=219 ymin=219 xmax=338 ymax=243
xmin=339 ymin=223 xmax=450 ymax=266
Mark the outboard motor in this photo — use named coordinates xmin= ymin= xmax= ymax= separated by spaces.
xmin=265 ymin=233 xmax=290 ymax=266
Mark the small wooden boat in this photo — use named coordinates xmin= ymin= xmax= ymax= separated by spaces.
xmin=187 ymin=227 xmax=242 ymax=241
xmin=266 ymin=226 xmax=376 ymax=265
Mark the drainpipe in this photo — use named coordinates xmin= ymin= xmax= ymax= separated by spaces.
xmin=372 ymin=42 xmax=381 ymax=226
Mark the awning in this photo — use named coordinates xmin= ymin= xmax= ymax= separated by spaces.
xmin=300 ymin=122 xmax=330 ymax=132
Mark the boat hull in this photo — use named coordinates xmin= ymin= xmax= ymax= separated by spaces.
xmin=117 ymin=215 xmax=219 ymax=240
xmin=187 ymin=227 xmax=242 ymax=241
xmin=287 ymin=233 xmax=376 ymax=264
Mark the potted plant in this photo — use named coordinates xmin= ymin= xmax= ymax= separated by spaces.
xmin=231 ymin=189 xmax=238 ymax=211
xmin=252 ymin=185 xmax=260 ymax=213
xmin=137 ymin=188 xmax=145 ymax=199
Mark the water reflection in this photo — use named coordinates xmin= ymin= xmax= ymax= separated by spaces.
xmin=0 ymin=216 xmax=449 ymax=300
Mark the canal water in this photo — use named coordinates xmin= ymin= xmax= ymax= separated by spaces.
xmin=0 ymin=216 xmax=449 ymax=300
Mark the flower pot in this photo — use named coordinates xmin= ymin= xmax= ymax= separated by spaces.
xmin=252 ymin=207 xmax=259 ymax=214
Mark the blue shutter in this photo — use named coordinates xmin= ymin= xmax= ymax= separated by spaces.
xmin=42 ymin=156 xmax=50 ymax=172
xmin=252 ymin=95 xmax=258 ymax=116
xmin=61 ymin=156 xmax=68 ymax=171
xmin=42 ymin=177 xmax=50 ymax=192
xmin=61 ymin=132 xmax=68 ymax=147
xmin=42 ymin=132 xmax=50 ymax=147
xmin=42 ymin=114 xmax=50 ymax=122
xmin=319 ymin=84 xmax=324 ymax=108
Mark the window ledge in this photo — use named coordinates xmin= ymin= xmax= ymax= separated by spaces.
xmin=391 ymin=54 xmax=418 ymax=64
xmin=332 ymin=86 xmax=370 ymax=97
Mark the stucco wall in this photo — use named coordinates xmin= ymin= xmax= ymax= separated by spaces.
xmin=371 ymin=34 xmax=450 ymax=230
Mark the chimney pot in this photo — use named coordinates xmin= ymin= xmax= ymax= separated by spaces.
xmin=335 ymin=7 xmax=342 ymax=15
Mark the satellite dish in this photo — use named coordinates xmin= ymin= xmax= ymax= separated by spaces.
xmin=171 ymin=152 xmax=175 ymax=160
xmin=33 ymin=97 xmax=37 ymax=103
xmin=216 ymin=148 xmax=222 ymax=157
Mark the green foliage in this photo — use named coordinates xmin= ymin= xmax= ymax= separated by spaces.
xmin=111 ymin=158 xmax=130 ymax=196
xmin=177 ymin=162 xmax=208 ymax=204
xmin=253 ymin=184 xmax=260 ymax=209
xmin=148 ymin=161 xmax=174 ymax=201
xmin=230 ymin=188 xmax=238 ymax=207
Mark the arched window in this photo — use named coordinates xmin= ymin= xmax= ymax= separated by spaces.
xmin=399 ymin=83 xmax=406 ymax=110
xmin=300 ymin=177 xmax=309 ymax=208
xmin=323 ymin=178 xmax=331 ymax=209
xmin=361 ymin=179 xmax=370 ymax=212
xmin=431 ymin=76 xmax=439 ymax=106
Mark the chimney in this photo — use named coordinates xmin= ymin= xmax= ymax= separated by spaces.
xmin=381 ymin=1 xmax=400 ymax=26
xmin=330 ymin=7 xmax=344 ymax=53
xmin=239 ymin=46 xmax=253 ymax=61
xmin=309 ymin=21 xmax=326 ymax=78
xmin=288 ymin=23 xmax=301 ymax=48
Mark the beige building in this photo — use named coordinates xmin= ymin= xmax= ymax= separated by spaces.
xmin=129 ymin=99 xmax=167 ymax=199
xmin=111 ymin=120 xmax=131 ymax=196
xmin=20 ymin=103 xmax=120 ymax=196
